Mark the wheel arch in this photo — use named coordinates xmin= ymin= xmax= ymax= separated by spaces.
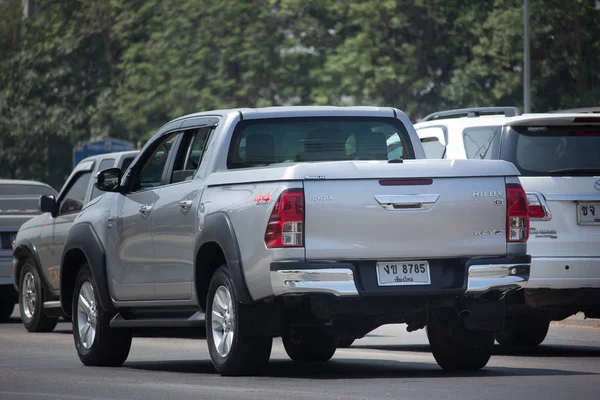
xmin=194 ymin=212 xmax=253 ymax=310
xmin=12 ymin=240 xmax=55 ymax=297
xmin=60 ymin=223 xmax=115 ymax=317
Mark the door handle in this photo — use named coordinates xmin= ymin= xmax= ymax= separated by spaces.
xmin=374 ymin=194 xmax=440 ymax=211
xmin=139 ymin=204 xmax=153 ymax=216
xmin=179 ymin=199 xmax=193 ymax=211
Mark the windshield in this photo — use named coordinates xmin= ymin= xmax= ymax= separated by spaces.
xmin=227 ymin=117 xmax=415 ymax=169
xmin=504 ymin=125 xmax=600 ymax=176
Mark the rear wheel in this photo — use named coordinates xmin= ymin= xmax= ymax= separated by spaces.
xmin=19 ymin=263 xmax=58 ymax=332
xmin=495 ymin=314 xmax=550 ymax=347
xmin=427 ymin=315 xmax=494 ymax=371
xmin=282 ymin=326 xmax=338 ymax=362
xmin=206 ymin=266 xmax=273 ymax=376
xmin=72 ymin=266 xmax=132 ymax=366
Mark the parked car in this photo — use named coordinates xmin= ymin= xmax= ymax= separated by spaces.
xmin=58 ymin=106 xmax=530 ymax=375
xmin=1 ymin=179 xmax=58 ymax=322
xmin=11 ymin=150 xmax=138 ymax=332
xmin=412 ymin=106 xmax=600 ymax=347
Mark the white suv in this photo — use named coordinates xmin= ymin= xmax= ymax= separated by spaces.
xmin=412 ymin=106 xmax=600 ymax=347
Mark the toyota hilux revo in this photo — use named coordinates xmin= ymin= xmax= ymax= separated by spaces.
xmin=54 ymin=106 xmax=530 ymax=375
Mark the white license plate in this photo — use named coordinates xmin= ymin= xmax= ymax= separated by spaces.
xmin=376 ymin=261 xmax=431 ymax=286
xmin=577 ymin=203 xmax=600 ymax=225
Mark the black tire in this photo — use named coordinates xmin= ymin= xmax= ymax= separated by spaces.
xmin=72 ymin=265 xmax=132 ymax=366
xmin=18 ymin=262 xmax=58 ymax=332
xmin=206 ymin=266 xmax=273 ymax=376
xmin=282 ymin=326 xmax=338 ymax=362
xmin=427 ymin=315 xmax=494 ymax=372
xmin=337 ymin=338 xmax=355 ymax=348
xmin=0 ymin=296 xmax=15 ymax=322
xmin=495 ymin=315 xmax=550 ymax=347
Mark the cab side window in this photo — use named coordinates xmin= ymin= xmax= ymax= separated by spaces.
xmin=133 ymin=134 xmax=178 ymax=191
xmin=171 ymin=128 xmax=211 ymax=183
xmin=59 ymin=172 xmax=92 ymax=215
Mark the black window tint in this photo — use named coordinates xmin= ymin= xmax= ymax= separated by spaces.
xmin=90 ymin=159 xmax=115 ymax=200
xmin=59 ymin=172 xmax=92 ymax=215
xmin=462 ymin=127 xmax=501 ymax=159
xmin=421 ymin=137 xmax=446 ymax=159
xmin=134 ymin=134 xmax=177 ymax=191
xmin=120 ymin=156 xmax=134 ymax=173
xmin=507 ymin=125 xmax=600 ymax=176
xmin=227 ymin=117 xmax=414 ymax=169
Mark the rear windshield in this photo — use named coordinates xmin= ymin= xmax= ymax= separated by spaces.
xmin=227 ymin=117 xmax=415 ymax=169
xmin=505 ymin=126 xmax=600 ymax=176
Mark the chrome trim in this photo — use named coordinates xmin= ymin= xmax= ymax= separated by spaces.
xmin=374 ymin=194 xmax=439 ymax=211
xmin=43 ymin=301 xmax=62 ymax=309
xmin=466 ymin=263 xmax=530 ymax=296
xmin=271 ymin=268 xmax=359 ymax=297
xmin=526 ymin=191 xmax=552 ymax=221
xmin=544 ymin=193 xmax=600 ymax=202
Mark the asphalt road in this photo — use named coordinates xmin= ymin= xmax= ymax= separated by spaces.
xmin=1 ymin=307 xmax=599 ymax=400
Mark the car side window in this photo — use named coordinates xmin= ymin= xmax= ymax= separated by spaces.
xmin=462 ymin=127 xmax=501 ymax=159
xmin=59 ymin=172 xmax=92 ymax=215
xmin=90 ymin=158 xmax=115 ymax=200
xmin=170 ymin=128 xmax=211 ymax=183
xmin=133 ymin=134 xmax=178 ymax=192
xmin=421 ymin=137 xmax=446 ymax=159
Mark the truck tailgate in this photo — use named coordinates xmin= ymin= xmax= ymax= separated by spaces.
xmin=304 ymin=176 xmax=508 ymax=260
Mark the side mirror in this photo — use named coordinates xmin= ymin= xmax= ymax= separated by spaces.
xmin=95 ymin=168 xmax=122 ymax=193
xmin=39 ymin=195 xmax=57 ymax=218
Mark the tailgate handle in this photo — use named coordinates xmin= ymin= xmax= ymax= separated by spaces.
xmin=374 ymin=194 xmax=439 ymax=211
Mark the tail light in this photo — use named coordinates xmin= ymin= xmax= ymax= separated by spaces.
xmin=506 ymin=183 xmax=530 ymax=242
xmin=265 ymin=188 xmax=304 ymax=248
xmin=526 ymin=192 xmax=551 ymax=220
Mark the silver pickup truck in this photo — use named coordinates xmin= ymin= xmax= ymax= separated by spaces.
xmin=26 ymin=106 xmax=531 ymax=376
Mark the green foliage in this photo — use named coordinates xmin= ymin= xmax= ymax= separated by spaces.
xmin=1 ymin=0 xmax=600 ymax=189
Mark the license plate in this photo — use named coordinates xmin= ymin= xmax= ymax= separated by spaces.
xmin=376 ymin=261 xmax=431 ymax=286
xmin=577 ymin=203 xmax=600 ymax=225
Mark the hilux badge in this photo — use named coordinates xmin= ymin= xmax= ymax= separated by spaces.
xmin=473 ymin=190 xmax=504 ymax=198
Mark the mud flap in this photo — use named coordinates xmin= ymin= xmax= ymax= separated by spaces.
xmin=238 ymin=302 xmax=282 ymax=337
xmin=459 ymin=297 xmax=505 ymax=332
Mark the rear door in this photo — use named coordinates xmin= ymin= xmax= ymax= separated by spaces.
xmin=501 ymin=122 xmax=600 ymax=257
xmin=151 ymin=123 xmax=214 ymax=300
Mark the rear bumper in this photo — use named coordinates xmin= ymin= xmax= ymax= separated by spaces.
xmin=270 ymin=255 xmax=530 ymax=299
xmin=527 ymin=257 xmax=600 ymax=289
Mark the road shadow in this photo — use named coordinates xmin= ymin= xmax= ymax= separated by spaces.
xmin=353 ymin=343 xmax=600 ymax=358
xmin=124 ymin=357 xmax=595 ymax=379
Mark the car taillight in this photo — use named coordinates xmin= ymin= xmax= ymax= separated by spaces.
xmin=526 ymin=192 xmax=551 ymax=220
xmin=265 ymin=188 xmax=304 ymax=248
xmin=506 ymin=183 xmax=530 ymax=242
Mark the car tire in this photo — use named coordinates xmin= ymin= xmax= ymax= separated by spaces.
xmin=206 ymin=265 xmax=273 ymax=376
xmin=427 ymin=315 xmax=494 ymax=372
xmin=337 ymin=338 xmax=355 ymax=348
xmin=72 ymin=265 xmax=132 ymax=366
xmin=19 ymin=262 xmax=58 ymax=332
xmin=495 ymin=315 xmax=550 ymax=347
xmin=282 ymin=326 xmax=338 ymax=362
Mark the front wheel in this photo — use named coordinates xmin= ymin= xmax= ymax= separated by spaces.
xmin=72 ymin=266 xmax=132 ymax=366
xmin=19 ymin=263 xmax=58 ymax=332
xmin=206 ymin=266 xmax=272 ymax=376
xmin=427 ymin=315 xmax=494 ymax=371
xmin=282 ymin=326 xmax=338 ymax=362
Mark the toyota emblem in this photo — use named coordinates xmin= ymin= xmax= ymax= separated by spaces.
xmin=595 ymin=180 xmax=600 ymax=191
